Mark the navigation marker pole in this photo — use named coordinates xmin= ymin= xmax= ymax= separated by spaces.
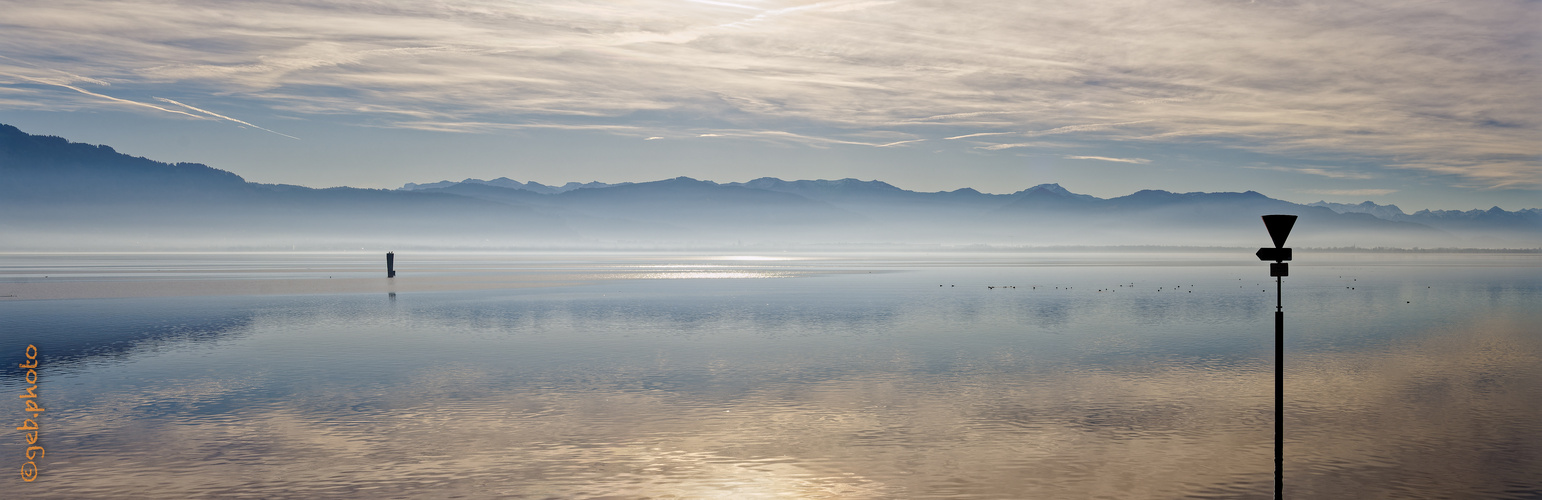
xmin=1257 ymin=214 xmax=1296 ymax=500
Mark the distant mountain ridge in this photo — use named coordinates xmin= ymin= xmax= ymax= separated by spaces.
xmin=1308 ymin=199 xmax=1540 ymax=236
xmin=1309 ymin=200 xmax=1409 ymax=220
xmin=1 ymin=123 xmax=577 ymax=249
xmin=402 ymin=177 xmax=627 ymax=194
xmin=0 ymin=123 xmax=247 ymax=202
xmin=400 ymin=176 xmax=1532 ymax=247
xmin=402 ymin=175 xmax=1539 ymax=234
xmin=3 ymin=123 xmax=1539 ymax=249
xmin=408 ymin=177 xmax=1534 ymax=222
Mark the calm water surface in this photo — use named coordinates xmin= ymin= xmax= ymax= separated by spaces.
xmin=1 ymin=252 xmax=1538 ymax=498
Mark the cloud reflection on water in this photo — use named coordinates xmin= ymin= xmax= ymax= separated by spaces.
xmin=5 ymin=257 xmax=1538 ymax=498
xmin=30 ymin=316 xmax=1539 ymax=498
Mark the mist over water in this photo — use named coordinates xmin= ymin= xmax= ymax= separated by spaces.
xmin=1 ymin=252 xmax=1538 ymax=498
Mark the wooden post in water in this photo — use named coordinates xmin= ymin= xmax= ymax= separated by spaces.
xmin=387 ymin=252 xmax=396 ymax=278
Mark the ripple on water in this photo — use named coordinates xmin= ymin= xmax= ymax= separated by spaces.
xmin=4 ymin=256 xmax=1539 ymax=498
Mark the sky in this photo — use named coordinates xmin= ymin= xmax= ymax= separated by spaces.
xmin=1 ymin=0 xmax=1538 ymax=211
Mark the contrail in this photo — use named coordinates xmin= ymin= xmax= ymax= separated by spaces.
xmin=155 ymin=97 xmax=300 ymax=140
xmin=4 ymin=73 xmax=202 ymax=119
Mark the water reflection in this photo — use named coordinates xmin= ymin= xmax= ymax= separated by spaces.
xmin=0 ymin=255 xmax=1536 ymax=498
xmin=0 ymin=297 xmax=258 ymax=366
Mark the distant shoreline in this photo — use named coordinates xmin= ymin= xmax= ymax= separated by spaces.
xmin=2 ymin=245 xmax=1538 ymax=254
xmin=932 ymin=245 xmax=1542 ymax=254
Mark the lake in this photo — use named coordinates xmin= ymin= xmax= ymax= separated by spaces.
xmin=2 ymin=251 xmax=1538 ymax=498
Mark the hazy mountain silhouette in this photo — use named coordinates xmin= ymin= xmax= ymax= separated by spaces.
xmin=1309 ymin=200 xmax=1410 ymax=220
xmin=419 ymin=177 xmax=865 ymax=242
xmin=3 ymin=123 xmax=1538 ymax=249
xmin=1309 ymin=199 xmax=1541 ymax=243
xmin=1 ymin=123 xmax=576 ymax=249
xmin=410 ymin=177 xmax=1479 ymax=247
xmin=402 ymin=177 xmax=625 ymax=194
xmin=0 ymin=123 xmax=246 ymax=203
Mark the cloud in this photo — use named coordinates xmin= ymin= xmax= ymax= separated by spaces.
xmin=978 ymin=140 xmax=1080 ymax=151
xmin=966 ymin=121 xmax=1158 ymax=150
xmin=686 ymin=0 xmax=764 ymax=10
xmin=945 ymin=132 xmax=1015 ymax=140
xmin=691 ymin=128 xmax=921 ymax=148
xmin=0 ymin=0 xmax=1536 ymax=188
xmin=1244 ymin=165 xmax=1376 ymax=180
xmin=914 ymin=111 xmax=1023 ymax=123
xmin=1020 ymin=121 xmax=1154 ymax=139
xmin=1064 ymin=156 xmax=1150 ymax=164
xmin=384 ymin=121 xmax=654 ymax=135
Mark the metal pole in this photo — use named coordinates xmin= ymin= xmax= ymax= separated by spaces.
xmin=1275 ymin=274 xmax=1283 ymax=500
xmin=1259 ymin=214 xmax=1294 ymax=499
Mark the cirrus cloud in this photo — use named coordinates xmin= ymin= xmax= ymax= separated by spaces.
xmin=1065 ymin=156 xmax=1151 ymax=165
xmin=0 ymin=0 xmax=1536 ymax=189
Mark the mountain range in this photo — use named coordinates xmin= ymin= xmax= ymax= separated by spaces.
xmin=1307 ymin=200 xmax=1541 ymax=234
xmin=3 ymin=123 xmax=1537 ymax=250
